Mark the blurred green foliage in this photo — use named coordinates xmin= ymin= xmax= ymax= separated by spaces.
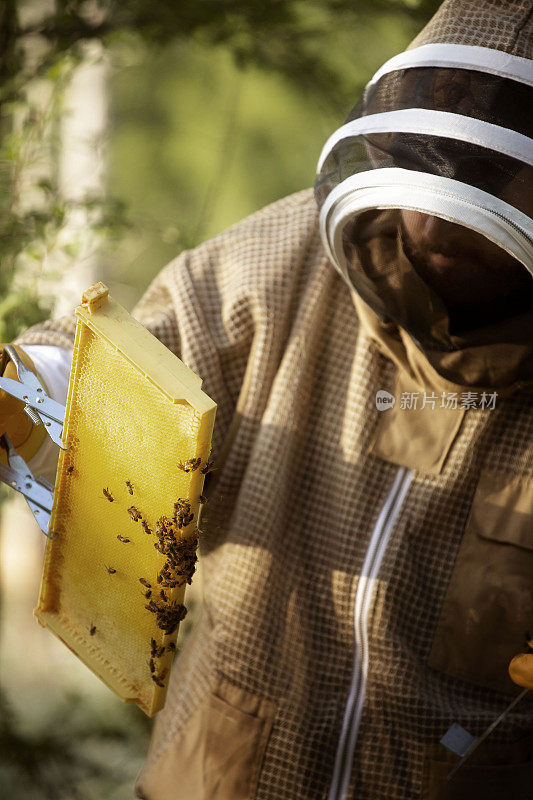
xmin=0 ymin=684 xmax=152 ymax=799
xmin=10 ymin=1 xmax=440 ymax=106
xmin=105 ymin=18 xmax=417 ymax=295
xmin=0 ymin=0 xmax=441 ymax=326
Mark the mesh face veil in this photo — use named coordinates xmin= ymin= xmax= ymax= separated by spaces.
xmin=315 ymin=15 xmax=533 ymax=386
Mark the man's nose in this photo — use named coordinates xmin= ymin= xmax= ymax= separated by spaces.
xmin=421 ymin=215 xmax=464 ymax=251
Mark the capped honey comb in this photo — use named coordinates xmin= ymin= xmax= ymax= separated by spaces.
xmin=35 ymin=283 xmax=216 ymax=716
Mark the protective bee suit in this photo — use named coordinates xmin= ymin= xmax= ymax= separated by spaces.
xmin=11 ymin=0 xmax=533 ymax=798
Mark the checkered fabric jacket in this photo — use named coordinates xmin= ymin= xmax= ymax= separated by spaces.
xmin=15 ymin=2 xmax=533 ymax=798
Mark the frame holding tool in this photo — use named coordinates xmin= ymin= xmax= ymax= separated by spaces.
xmin=0 ymin=343 xmax=67 ymax=537
xmin=0 ymin=283 xmax=216 ymax=716
xmin=440 ymin=688 xmax=530 ymax=779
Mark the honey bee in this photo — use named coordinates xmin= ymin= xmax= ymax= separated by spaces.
xmin=66 ymin=465 xmax=74 ymax=475
xmin=89 ymin=624 xmax=96 ymax=636
xmin=141 ymin=520 xmax=152 ymax=535
xmin=103 ymin=488 xmax=114 ymax=502
xmin=150 ymin=638 xmax=157 ymax=655
xmin=144 ymin=590 xmax=152 ymax=599
xmin=105 ymin=565 xmax=117 ymax=575
xmin=156 ymin=574 xmax=163 ymax=584
xmin=177 ymin=457 xmax=202 ymax=473
xmin=117 ymin=535 xmax=130 ymax=543
xmin=174 ymin=498 xmax=190 ymax=511
xmin=167 ymin=642 xmax=176 ymax=652
xmin=173 ymin=500 xmax=192 ymax=525
xmin=155 ymin=646 xmax=165 ymax=658
xmin=151 ymin=675 xmax=165 ymax=688
xmin=200 ymin=459 xmax=215 ymax=475
xmin=158 ymin=621 xmax=176 ymax=634
xmin=139 ymin=578 xmax=151 ymax=588
xmin=160 ymin=589 xmax=168 ymax=601
xmin=199 ymin=494 xmax=207 ymax=504
xmin=149 ymin=658 xmax=156 ymax=674
xmin=128 ymin=506 xmax=142 ymax=522
xmin=126 ymin=480 xmax=134 ymax=495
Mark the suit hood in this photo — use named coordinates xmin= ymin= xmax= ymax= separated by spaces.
xmin=315 ymin=0 xmax=533 ymax=390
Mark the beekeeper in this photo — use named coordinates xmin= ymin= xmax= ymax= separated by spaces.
xmin=1 ymin=0 xmax=532 ymax=797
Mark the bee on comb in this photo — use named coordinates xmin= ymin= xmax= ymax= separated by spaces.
xmin=176 ymin=457 xmax=202 ymax=473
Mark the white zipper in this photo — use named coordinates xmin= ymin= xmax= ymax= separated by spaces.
xmin=327 ymin=465 xmax=414 ymax=800
xmin=319 ymin=168 xmax=533 ymax=276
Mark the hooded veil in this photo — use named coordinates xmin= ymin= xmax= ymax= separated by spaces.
xmin=315 ymin=0 xmax=533 ymax=390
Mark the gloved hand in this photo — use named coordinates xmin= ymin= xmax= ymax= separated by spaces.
xmin=509 ymin=644 xmax=533 ymax=690
xmin=0 ymin=344 xmax=47 ymax=461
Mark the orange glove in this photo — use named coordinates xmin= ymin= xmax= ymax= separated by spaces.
xmin=509 ymin=643 xmax=533 ymax=690
xmin=0 ymin=344 xmax=47 ymax=462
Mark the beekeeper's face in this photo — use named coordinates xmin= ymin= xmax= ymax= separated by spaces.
xmin=399 ymin=211 xmax=532 ymax=313
xmin=398 ymin=161 xmax=533 ymax=329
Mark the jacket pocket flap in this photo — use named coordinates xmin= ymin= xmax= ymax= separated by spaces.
xmin=136 ymin=676 xmax=276 ymax=800
xmin=468 ymin=471 xmax=533 ymax=550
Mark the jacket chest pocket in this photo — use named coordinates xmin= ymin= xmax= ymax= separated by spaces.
xmin=428 ymin=471 xmax=533 ymax=694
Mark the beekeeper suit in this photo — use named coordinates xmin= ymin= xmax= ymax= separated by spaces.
xmin=3 ymin=0 xmax=533 ymax=798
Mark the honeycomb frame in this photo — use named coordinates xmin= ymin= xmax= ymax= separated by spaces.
xmin=35 ymin=285 xmax=216 ymax=716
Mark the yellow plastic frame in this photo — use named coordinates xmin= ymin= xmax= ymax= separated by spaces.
xmin=35 ymin=283 xmax=216 ymax=716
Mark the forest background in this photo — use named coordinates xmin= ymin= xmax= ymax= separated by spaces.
xmin=0 ymin=1 xmax=439 ymax=797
